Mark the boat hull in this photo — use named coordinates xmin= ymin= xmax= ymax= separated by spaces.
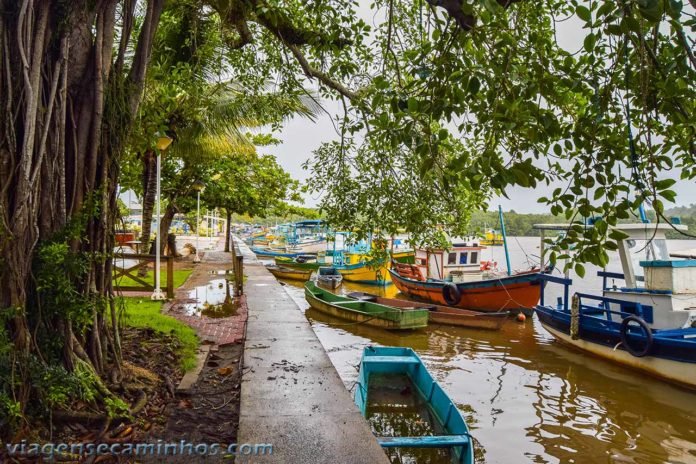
xmin=389 ymin=268 xmax=542 ymax=314
xmin=337 ymin=262 xmax=392 ymax=286
xmin=317 ymin=276 xmax=342 ymax=289
xmin=347 ymin=293 xmax=506 ymax=330
xmin=266 ymin=266 xmax=312 ymax=281
xmin=304 ymin=282 xmax=427 ymax=330
xmin=536 ymin=305 xmax=696 ymax=388
xmin=274 ymin=256 xmax=322 ymax=271
xmin=355 ymin=347 xmax=474 ymax=464
xmin=251 ymin=246 xmax=309 ymax=258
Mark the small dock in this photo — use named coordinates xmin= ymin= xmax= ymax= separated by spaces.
xmin=236 ymin=239 xmax=389 ymax=463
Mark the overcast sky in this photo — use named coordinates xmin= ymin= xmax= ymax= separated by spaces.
xmin=265 ymin=1 xmax=696 ymax=213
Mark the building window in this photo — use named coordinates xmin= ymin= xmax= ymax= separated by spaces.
xmin=448 ymin=253 xmax=457 ymax=265
xmin=470 ymin=252 xmax=478 ymax=264
xmin=418 ymin=258 xmax=427 ymax=266
xmin=459 ymin=253 xmax=468 ymax=264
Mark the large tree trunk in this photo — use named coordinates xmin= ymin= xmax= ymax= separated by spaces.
xmin=0 ymin=0 xmax=164 ymax=435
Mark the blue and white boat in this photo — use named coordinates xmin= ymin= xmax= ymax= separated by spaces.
xmin=251 ymin=220 xmax=328 ymax=257
xmin=534 ymin=222 xmax=696 ymax=389
xmin=354 ymin=346 xmax=474 ymax=464
xmin=250 ymin=246 xmax=313 ymax=258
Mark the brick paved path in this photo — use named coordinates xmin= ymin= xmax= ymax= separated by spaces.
xmin=166 ymin=247 xmax=248 ymax=346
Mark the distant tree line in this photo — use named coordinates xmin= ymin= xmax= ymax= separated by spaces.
xmin=470 ymin=206 xmax=696 ymax=239
xmin=231 ymin=205 xmax=696 ymax=240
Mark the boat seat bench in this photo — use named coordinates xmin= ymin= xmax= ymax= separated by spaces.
xmin=377 ymin=435 xmax=470 ymax=448
xmin=362 ymin=356 xmax=420 ymax=365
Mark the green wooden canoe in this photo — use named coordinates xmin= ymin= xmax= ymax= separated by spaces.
xmin=304 ymin=281 xmax=428 ymax=330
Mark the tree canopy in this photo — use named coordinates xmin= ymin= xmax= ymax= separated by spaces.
xmin=170 ymin=0 xmax=694 ymax=267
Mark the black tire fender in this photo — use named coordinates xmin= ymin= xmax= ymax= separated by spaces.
xmin=620 ymin=315 xmax=653 ymax=357
xmin=442 ymin=282 xmax=461 ymax=306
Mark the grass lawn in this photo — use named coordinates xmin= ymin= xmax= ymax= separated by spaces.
xmin=114 ymin=268 xmax=193 ymax=289
xmin=119 ymin=297 xmax=198 ymax=371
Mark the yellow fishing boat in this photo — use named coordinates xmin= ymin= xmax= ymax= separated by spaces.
xmin=265 ymin=265 xmax=313 ymax=281
xmin=480 ymin=229 xmax=504 ymax=246
xmin=335 ymin=253 xmax=392 ymax=286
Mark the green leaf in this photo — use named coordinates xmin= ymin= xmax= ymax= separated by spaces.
xmin=467 ymin=76 xmax=481 ymax=95
xmin=574 ymin=263 xmax=586 ymax=278
xmin=667 ymin=0 xmax=683 ymax=17
xmin=482 ymin=0 xmax=503 ymax=14
xmin=654 ymin=178 xmax=676 ymax=189
xmin=638 ymin=0 xmax=664 ymax=22
xmin=660 ymin=190 xmax=677 ymax=203
xmin=576 ymin=5 xmax=592 ymax=22
xmin=609 ymin=229 xmax=629 ymax=241
xmin=653 ymin=199 xmax=664 ymax=214
xmin=583 ymin=33 xmax=597 ymax=53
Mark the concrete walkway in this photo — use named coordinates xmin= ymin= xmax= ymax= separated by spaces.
xmin=236 ymin=238 xmax=389 ymax=463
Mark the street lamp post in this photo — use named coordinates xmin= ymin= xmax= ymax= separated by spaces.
xmin=151 ymin=134 xmax=173 ymax=301
xmin=192 ymin=180 xmax=205 ymax=263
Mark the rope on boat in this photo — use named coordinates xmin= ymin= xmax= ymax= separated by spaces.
xmin=324 ymin=310 xmax=402 ymax=327
xmin=492 ymin=276 xmax=532 ymax=313
xmin=570 ymin=294 xmax=580 ymax=340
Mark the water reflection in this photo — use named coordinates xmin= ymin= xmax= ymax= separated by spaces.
xmin=277 ymin=238 xmax=696 ymax=463
xmin=367 ymin=373 xmax=453 ymax=464
xmin=180 ymin=278 xmax=239 ymax=318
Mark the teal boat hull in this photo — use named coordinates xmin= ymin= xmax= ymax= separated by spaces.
xmin=355 ymin=346 xmax=474 ymax=464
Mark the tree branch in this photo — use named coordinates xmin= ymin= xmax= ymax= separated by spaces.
xmin=677 ymin=28 xmax=696 ymax=70
xmin=425 ymin=0 xmax=522 ymax=31
xmin=227 ymin=20 xmax=253 ymax=49
xmin=286 ymin=44 xmax=359 ymax=101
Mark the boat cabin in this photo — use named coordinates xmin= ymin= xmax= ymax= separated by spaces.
xmin=414 ymin=239 xmax=486 ymax=282
xmin=291 ymin=220 xmax=327 ymax=244
xmin=534 ymin=222 xmax=696 ymax=330
xmin=329 ymin=232 xmax=371 ymax=266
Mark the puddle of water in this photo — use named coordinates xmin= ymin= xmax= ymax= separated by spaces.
xmin=183 ymin=278 xmax=239 ymax=318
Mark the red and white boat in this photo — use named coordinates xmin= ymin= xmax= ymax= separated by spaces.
xmin=389 ymin=239 xmax=545 ymax=315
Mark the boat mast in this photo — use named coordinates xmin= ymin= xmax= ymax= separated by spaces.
xmin=499 ymin=205 xmax=512 ymax=276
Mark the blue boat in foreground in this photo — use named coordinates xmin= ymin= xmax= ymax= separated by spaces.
xmin=534 ymin=222 xmax=696 ymax=389
xmin=354 ymin=346 xmax=474 ymax=464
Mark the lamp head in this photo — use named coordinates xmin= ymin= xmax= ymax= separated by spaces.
xmin=192 ymin=180 xmax=205 ymax=192
xmin=155 ymin=132 xmax=173 ymax=151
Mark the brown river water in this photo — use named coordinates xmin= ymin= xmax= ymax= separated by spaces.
xmin=268 ymin=237 xmax=696 ymax=464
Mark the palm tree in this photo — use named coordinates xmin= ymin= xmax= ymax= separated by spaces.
xmin=127 ymin=1 xmax=321 ymax=259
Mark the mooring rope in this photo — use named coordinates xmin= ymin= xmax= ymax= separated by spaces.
xmin=570 ymin=293 xmax=580 ymax=340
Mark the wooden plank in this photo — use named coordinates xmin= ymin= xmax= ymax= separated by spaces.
xmin=114 ymin=253 xmax=158 ymax=260
xmin=114 ymin=271 xmax=153 ymax=289
xmin=377 ymin=435 xmax=470 ymax=448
